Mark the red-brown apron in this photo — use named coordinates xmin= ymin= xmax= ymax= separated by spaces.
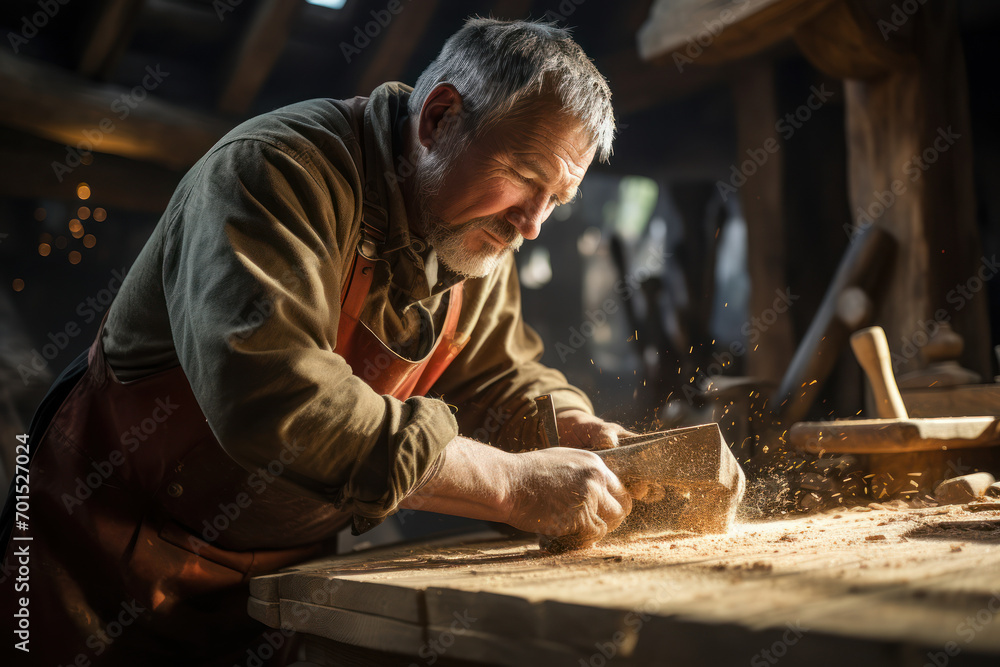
xmin=0 ymin=212 xmax=466 ymax=666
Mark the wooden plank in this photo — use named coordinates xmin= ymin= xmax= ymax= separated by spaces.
xmin=217 ymin=0 xmax=304 ymax=115
xmin=791 ymin=416 xmax=1000 ymax=454
xmin=280 ymin=576 xmax=424 ymax=624
xmin=440 ymin=626 xmax=581 ymax=666
xmin=425 ymin=587 xmax=541 ymax=642
xmin=903 ymin=384 xmax=1000 ymax=418
xmin=353 ymin=0 xmax=440 ymax=97
xmin=246 ymin=597 xmax=281 ymax=628
xmin=250 ymin=507 xmax=1000 ymax=664
xmin=78 ymin=0 xmax=145 ymax=78
xmin=276 ymin=599 xmax=424 ymax=654
xmin=0 ymin=50 xmax=231 ymax=170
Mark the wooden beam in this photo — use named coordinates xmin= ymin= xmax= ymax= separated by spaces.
xmin=78 ymin=0 xmax=145 ymax=78
xmin=600 ymin=48 xmax=735 ymax=117
xmin=732 ymin=59 xmax=794 ymax=384
xmin=354 ymin=0 xmax=440 ymax=97
xmin=0 ymin=50 xmax=232 ymax=171
xmin=791 ymin=0 xmax=912 ymax=79
xmin=637 ymin=0 xmax=835 ymax=65
xmin=795 ymin=0 xmax=990 ymax=378
xmin=601 ymin=37 xmax=797 ymax=118
xmin=217 ymin=0 xmax=305 ymax=116
xmin=669 ymin=182 xmax=721 ymax=378
xmin=143 ymin=0 xmax=229 ymax=42
xmin=0 ymin=129 xmax=182 ymax=213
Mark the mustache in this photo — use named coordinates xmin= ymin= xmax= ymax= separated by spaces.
xmin=459 ymin=215 xmax=523 ymax=249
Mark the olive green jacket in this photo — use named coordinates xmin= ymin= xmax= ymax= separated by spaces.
xmin=102 ymin=82 xmax=593 ymax=525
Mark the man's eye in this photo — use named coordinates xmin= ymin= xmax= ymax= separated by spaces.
xmin=512 ymin=170 xmax=532 ymax=184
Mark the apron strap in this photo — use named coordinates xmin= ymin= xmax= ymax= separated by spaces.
xmin=338 ymin=96 xmax=392 ymax=320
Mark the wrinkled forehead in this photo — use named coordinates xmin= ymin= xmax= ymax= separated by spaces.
xmin=488 ymin=96 xmax=597 ymax=169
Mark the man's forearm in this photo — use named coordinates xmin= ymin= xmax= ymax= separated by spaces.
xmin=398 ymin=437 xmax=515 ymax=523
xmin=396 ymin=436 xmax=632 ymax=549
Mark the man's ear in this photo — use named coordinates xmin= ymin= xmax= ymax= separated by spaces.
xmin=417 ymin=83 xmax=463 ymax=149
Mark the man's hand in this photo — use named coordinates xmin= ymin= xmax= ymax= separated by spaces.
xmin=506 ymin=447 xmax=632 ymax=550
xmin=556 ymin=409 xmax=635 ymax=450
xmin=398 ymin=438 xmax=631 ymax=550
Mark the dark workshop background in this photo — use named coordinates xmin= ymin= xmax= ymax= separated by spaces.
xmin=1 ymin=0 xmax=999 ymax=484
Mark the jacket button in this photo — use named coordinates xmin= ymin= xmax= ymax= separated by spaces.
xmin=166 ymin=483 xmax=183 ymax=498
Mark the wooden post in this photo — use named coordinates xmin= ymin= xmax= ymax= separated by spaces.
xmin=795 ymin=0 xmax=990 ymax=379
xmin=732 ymin=60 xmax=796 ymax=383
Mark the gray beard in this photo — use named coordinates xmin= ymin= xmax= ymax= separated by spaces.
xmin=411 ymin=134 xmax=523 ymax=279
xmin=423 ymin=211 xmax=523 ymax=278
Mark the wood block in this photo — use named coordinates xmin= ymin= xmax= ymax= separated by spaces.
xmin=935 ymin=473 xmax=997 ymax=505
xmin=902 ymin=384 xmax=1000 ymax=418
xmin=790 ymin=417 xmax=1000 ymax=454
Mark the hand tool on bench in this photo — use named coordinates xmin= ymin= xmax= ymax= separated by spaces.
xmin=770 ymin=226 xmax=897 ymax=426
xmin=599 ymin=424 xmax=746 ymax=536
xmin=534 ymin=397 xmax=745 ymax=552
xmin=789 ymin=326 xmax=1000 ymax=454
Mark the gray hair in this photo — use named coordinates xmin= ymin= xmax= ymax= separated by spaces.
xmin=409 ymin=17 xmax=616 ymax=163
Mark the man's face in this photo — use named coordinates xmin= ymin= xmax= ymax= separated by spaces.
xmin=412 ymin=100 xmax=596 ymax=278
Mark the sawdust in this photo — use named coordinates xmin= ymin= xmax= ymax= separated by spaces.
xmin=572 ymin=503 xmax=1000 ymax=576
xmin=333 ymin=492 xmax=1000 ymax=603
xmin=360 ymin=503 xmax=1000 ymax=601
xmin=302 ymin=503 xmax=996 ymax=655
xmin=265 ymin=503 xmax=1000 ymax=660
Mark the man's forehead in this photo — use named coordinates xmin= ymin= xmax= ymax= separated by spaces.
xmin=511 ymin=151 xmax=585 ymax=200
xmin=492 ymin=95 xmax=594 ymax=158
xmin=485 ymin=102 xmax=595 ymax=199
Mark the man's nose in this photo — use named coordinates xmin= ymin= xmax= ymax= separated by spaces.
xmin=505 ymin=195 xmax=551 ymax=240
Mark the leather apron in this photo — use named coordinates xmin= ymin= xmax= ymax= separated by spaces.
xmin=0 ymin=208 xmax=466 ymax=665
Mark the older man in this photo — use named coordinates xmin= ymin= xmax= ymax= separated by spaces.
xmin=1 ymin=17 xmax=631 ymax=666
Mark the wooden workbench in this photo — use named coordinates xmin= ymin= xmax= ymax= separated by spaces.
xmin=249 ymin=504 xmax=1000 ymax=666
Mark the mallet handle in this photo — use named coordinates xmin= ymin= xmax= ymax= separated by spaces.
xmin=850 ymin=326 xmax=909 ymax=419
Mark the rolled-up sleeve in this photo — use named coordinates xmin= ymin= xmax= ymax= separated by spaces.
xmin=161 ymin=138 xmax=456 ymax=529
xmin=431 ymin=256 xmax=593 ymax=452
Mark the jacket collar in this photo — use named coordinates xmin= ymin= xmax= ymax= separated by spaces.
xmin=362 ymin=82 xmax=465 ymax=300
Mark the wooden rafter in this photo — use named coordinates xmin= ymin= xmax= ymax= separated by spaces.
xmin=217 ymin=0 xmax=305 ymax=116
xmin=78 ymin=0 xmax=146 ymax=78
xmin=598 ymin=46 xmax=749 ymax=117
xmin=637 ymin=0 xmax=835 ymax=65
xmin=0 ymin=132 xmax=181 ymax=212
xmin=354 ymin=0 xmax=440 ymax=96
xmin=0 ymin=50 xmax=231 ymax=170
